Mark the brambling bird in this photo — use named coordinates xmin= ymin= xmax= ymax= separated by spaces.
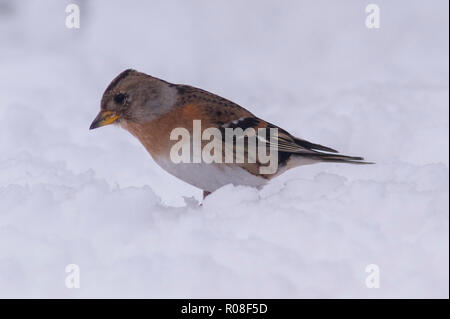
xmin=90 ymin=69 xmax=371 ymax=198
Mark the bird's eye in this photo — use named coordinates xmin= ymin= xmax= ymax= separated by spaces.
xmin=114 ymin=93 xmax=126 ymax=104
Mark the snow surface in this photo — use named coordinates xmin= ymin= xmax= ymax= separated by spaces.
xmin=0 ymin=0 xmax=448 ymax=298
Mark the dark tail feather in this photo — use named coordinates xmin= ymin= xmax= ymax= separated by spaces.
xmin=300 ymin=152 xmax=374 ymax=165
xmin=290 ymin=136 xmax=373 ymax=164
xmin=293 ymin=137 xmax=338 ymax=153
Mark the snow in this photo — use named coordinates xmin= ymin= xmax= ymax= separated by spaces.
xmin=0 ymin=0 xmax=448 ymax=298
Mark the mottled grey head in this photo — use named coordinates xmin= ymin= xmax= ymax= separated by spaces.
xmin=90 ymin=69 xmax=178 ymax=129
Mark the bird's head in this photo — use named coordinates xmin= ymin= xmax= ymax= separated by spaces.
xmin=90 ymin=69 xmax=178 ymax=130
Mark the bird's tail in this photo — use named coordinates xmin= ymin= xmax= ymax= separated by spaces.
xmin=296 ymin=152 xmax=374 ymax=165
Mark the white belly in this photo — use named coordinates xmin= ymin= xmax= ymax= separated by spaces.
xmin=153 ymin=157 xmax=267 ymax=192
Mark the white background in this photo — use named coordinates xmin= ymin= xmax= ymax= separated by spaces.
xmin=0 ymin=0 xmax=448 ymax=297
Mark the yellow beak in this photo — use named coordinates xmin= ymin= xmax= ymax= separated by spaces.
xmin=89 ymin=111 xmax=120 ymax=130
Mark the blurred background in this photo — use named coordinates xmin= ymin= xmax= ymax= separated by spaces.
xmin=0 ymin=1 xmax=448 ymax=298
xmin=0 ymin=0 xmax=447 ymax=204
xmin=0 ymin=0 xmax=448 ymax=202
